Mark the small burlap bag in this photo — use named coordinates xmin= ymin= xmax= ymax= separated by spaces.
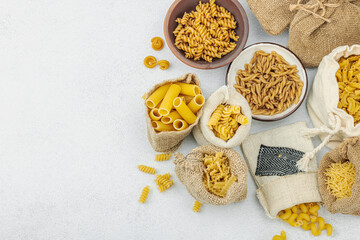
xmin=241 ymin=122 xmax=322 ymax=219
xmin=174 ymin=145 xmax=248 ymax=205
xmin=288 ymin=0 xmax=360 ymax=67
xmin=145 ymin=73 xmax=203 ymax=152
xmin=318 ymin=137 xmax=360 ymax=215
xmin=192 ymin=86 xmax=252 ymax=148
xmin=246 ymin=0 xmax=300 ymax=35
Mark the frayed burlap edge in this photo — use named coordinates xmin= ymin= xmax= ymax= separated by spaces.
xmin=174 ymin=145 xmax=248 ymax=205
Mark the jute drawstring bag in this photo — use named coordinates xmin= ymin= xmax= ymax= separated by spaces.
xmin=192 ymin=86 xmax=252 ymax=148
xmin=288 ymin=0 xmax=360 ymax=67
xmin=246 ymin=0 xmax=300 ymax=35
xmin=246 ymin=0 xmax=360 ymax=67
xmin=318 ymin=137 xmax=360 ymax=215
xmin=145 ymin=73 xmax=203 ymax=153
xmin=241 ymin=122 xmax=322 ymax=219
xmin=174 ymin=145 xmax=248 ymax=205
xmin=306 ymin=45 xmax=360 ymax=153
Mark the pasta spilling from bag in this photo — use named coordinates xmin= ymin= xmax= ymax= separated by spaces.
xmin=272 ymin=231 xmax=286 ymax=240
xmin=336 ymin=55 xmax=360 ymax=125
xmin=207 ymin=104 xmax=248 ymax=141
xmin=203 ymin=152 xmax=237 ymax=198
xmin=278 ymin=203 xmax=333 ymax=237
xmin=234 ymin=50 xmax=303 ymax=115
xmin=173 ymin=0 xmax=239 ymax=62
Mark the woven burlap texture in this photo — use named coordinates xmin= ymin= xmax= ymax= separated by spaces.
xmin=247 ymin=0 xmax=299 ymax=35
xmin=318 ymin=137 xmax=360 ymax=215
xmin=288 ymin=0 xmax=360 ymax=67
xmin=247 ymin=0 xmax=360 ymax=67
xmin=145 ymin=73 xmax=203 ymax=153
xmin=174 ymin=145 xmax=248 ymax=205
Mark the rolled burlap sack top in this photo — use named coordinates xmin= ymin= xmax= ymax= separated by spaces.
xmin=144 ymin=73 xmax=203 ymax=153
xmin=174 ymin=145 xmax=248 ymax=205
xmin=318 ymin=137 xmax=360 ymax=215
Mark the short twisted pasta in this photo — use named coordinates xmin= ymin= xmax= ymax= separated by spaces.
xmin=158 ymin=60 xmax=170 ymax=70
xmin=138 ymin=165 xmax=156 ymax=174
xmin=151 ymin=37 xmax=164 ymax=51
xmin=144 ymin=56 xmax=157 ymax=68
xmin=173 ymin=0 xmax=239 ymax=62
xmin=207 ymin=104 xmax=225 ymax=127
xmin=155 ymin=153 xmax=171 ymax=161
xmin=193 ymin=201 xmax=202 ymax=212
xmin=138 ymin=186 xmax=150 ymax=203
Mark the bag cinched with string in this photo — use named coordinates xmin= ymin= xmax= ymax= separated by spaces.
xmin=307 ymin=45 xmax=360 ymax=152
xmin=247 ymin=0 xmax=360 ymax=67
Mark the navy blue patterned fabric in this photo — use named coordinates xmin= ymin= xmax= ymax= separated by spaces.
xmin=255 ymin=144 xmax=304 ymax=176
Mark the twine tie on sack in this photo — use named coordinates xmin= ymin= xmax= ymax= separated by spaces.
xmin=297 ymin=114 xmax=342 ymax=171
xmin=289 ymin=0 xmax=343 ymax=23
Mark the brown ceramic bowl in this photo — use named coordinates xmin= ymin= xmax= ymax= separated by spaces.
xmin=164 ymin=0 xmax=249 ymax=69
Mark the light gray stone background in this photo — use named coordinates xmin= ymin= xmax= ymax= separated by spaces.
xmin=0 ymin=0 xmax=358 ymax=239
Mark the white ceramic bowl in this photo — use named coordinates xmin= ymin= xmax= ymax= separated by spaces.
xmin=226 ymin=42 xmax=308 ymax=121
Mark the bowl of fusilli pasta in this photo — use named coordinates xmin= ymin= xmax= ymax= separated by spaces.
xmin=164 ymin=0 xmax=249 ymax=69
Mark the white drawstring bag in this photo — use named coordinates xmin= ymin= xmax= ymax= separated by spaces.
xmin=192 ymin=86 xmax=252 ymax=148
xmin=242 ymin=122 xmax=322 ymax=219
xmin=306 ymin=45 xmax=360 ymax=157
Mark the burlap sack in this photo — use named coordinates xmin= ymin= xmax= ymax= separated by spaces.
xmin=174 ymin=145 xmax=248 ymax=205
xmin=246 ymin=0 xmax=300 ymax=35
xmin=307 ymin=45 xmax=360 ymax=150
xmin=288 ymin=0 xmax=360 ymax=67
xmin=318 ymin=137 xmax=360 ymax=215
xmin=145 ymin=73 xmax=203 ymax=152
xmin=241 ymin=122 xmax=322 ymax=218
xmin=192 ymin=86 xmax=252 ymax=148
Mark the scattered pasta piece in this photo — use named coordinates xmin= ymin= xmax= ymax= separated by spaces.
xmin=151 ymin=37 xmax=164 ymax=51
xmin=155 ymin=153 xmax=172 ymax=161
xmin=336 ymin=55 xmax=360 ymax=124
xmin=173 ymin=0 xmax=239 ymax=62
xmin=234 ymin=50 xmax=303 ymax=115
xmin=193 ymin=201 xmax=202 ymax=212
xmin=144 ymin=56 xmax=157 ymax=68
xmin=277 ymin=203 xmax=333 ymax=237
xmin=272 ymin=230 xmax=286 ymax=240
xmin=207 ymin=104 xmax=248 ymax=141
xmin=324 ymin=161 xmax=356 ymax=199
xmin=155 ymin=173 xmax=174 ymax=192
xmin=158 ymin=60 xmax=170 ymax=70
xmin=138 ymin=165 xmax=156 ymax=174
xmin=138 ymin=186 xmax=150 ymax=203
xmin=202 ymin=152 xmax=237 ymax=197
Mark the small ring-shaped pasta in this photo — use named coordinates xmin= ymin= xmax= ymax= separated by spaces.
xmin=151 ymin=37 xmax=164 ymax=51
xmin=158 ymin=60 xmax=170 ymax=70
xmin=144 ymin=56 xmax=157 ymax=68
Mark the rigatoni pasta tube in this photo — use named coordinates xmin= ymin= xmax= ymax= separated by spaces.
xmin=177 ymin=83 xmax=201 ymax=96
xmin=149 ymin=108 xmax=161 ymax=121
xmin=161 ymin=111 xmax=182 ymax=124
xmin=173 ymin=119 xmax=189 ymax=131
xmin=146 ymin=84 xmax=171 ymax=109
xmin=159 ymin=84 xmax=181 ymax=116
xmin=188 ymin=94 xmax=205 ymax=113
xmin=173 ymin=97 xmax=197 ymax=124
xmin=151 ymin=121 xmax=175 ymax=132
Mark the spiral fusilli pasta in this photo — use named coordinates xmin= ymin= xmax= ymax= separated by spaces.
xmin=151 ymin=37 xmax=164 ymax=51
xmin=193 ymin=201 xmax=202 ymax=212
xmin=173 ymin=0 xmax=239 ymax=62
xmin=155 ymin=153 xmax=172 ymax=161
xmin=138 ymin=165 xmax=156 ymax=174
xmin=138 ymin=186 xmax=150 ymax=203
